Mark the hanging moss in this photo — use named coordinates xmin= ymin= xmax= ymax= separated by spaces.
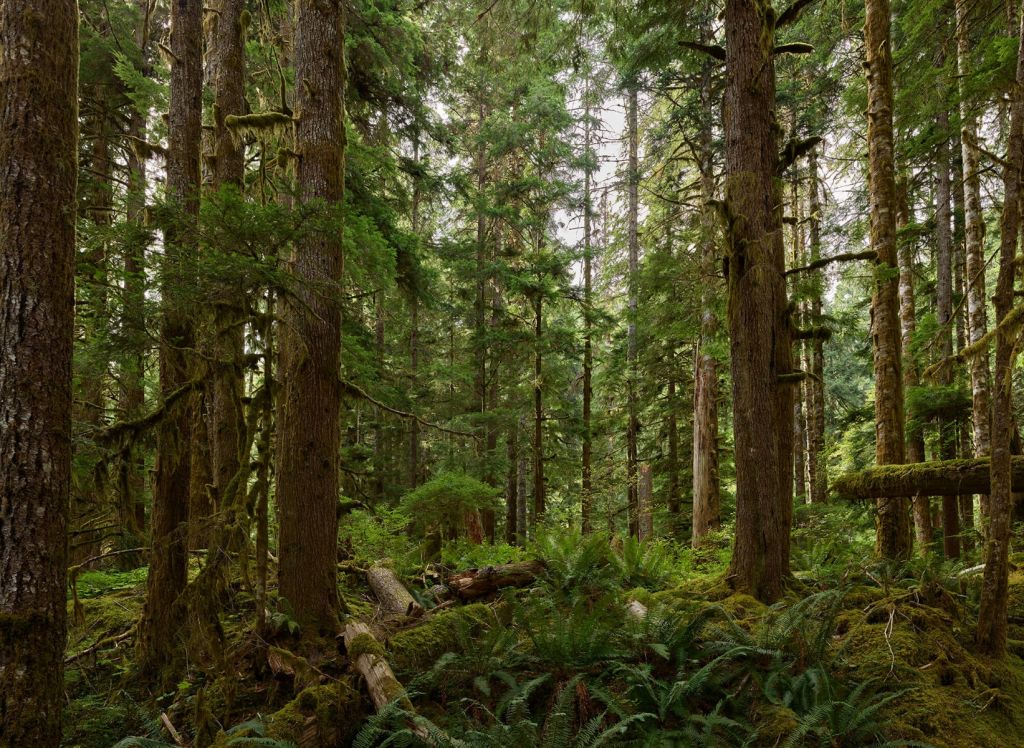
xmin=224 ymin=111 xmax=294 ymax=142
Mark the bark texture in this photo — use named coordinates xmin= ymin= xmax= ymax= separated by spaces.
xmin=0 ymin=0 xmax=78 ymax=742
xmin=276 ymin=0 xmax=346 ymax=630
xmin=723 ymin=0 xmax=793 ymax=602
xmin=935 ymin=104 xmax=962 ymax=560
xmin=956 ymin=0 xmax=993 ymax=529
xmin=976 ymin=2 xmax=1024 ymax=656
xmin=626 ymin=84 xmax=640 ymax=539
xmin=865 ymin=0 xmax=912 ymax=558
xmin=806 ymin=148 xmax=827 ymax=505
xmin=138 ymin=0 xmax=202 ymax=677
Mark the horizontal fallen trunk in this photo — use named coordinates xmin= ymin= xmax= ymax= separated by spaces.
xmin=832 ymin=457 xmax=1024 ymax=499
xmin=366 ymin=565 xmax=424 ymax=618
xmin=445 ymin=560 xmax=545 ymax=600
xmin=344 ymin=621 xmax=428 ymax=738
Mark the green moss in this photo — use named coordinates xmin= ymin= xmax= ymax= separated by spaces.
xmin=264 ymin=681 xmax=365 ymax=748
xmin=347 ymin=632 xmax=386 ymax=660
xmin=835 ymin=594 xmax=1024 ymax=747
xmin=388 ymin=603 xmax=493 ymax=672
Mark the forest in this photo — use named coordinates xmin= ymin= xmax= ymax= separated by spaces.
xmin=9 ymin=0 xmax=1024 ymax=744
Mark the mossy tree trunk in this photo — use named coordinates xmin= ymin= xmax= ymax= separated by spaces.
xmin=865 ymin=0 xmax=912 ymax=559
xmin=806 ymin=147 xmax=827 ymax=505
xmin=692 ymin=38 xmax=721 ymax=545
xmin=956 ymin=0 xmax=993 ymax=533
xmin=0 ymin=0 xmax=78 ymax=742
xmin=896 ymin=175 xmax=933 ymax=552
xmin=208 ymin=0 xmax=247 ymax=535
xmin=977 ymin=0 xmax=1024 ymax=657
xmin=138 ymin=0 xmax=203 ymax=678
xmin=935 ymin=96 xmax=961 ymax=560
xmin=626 ymin=82 xmax=640 ymax=539
xmin=723 ymin=0 xmax=793 ymax=603
xmin=276 ymin=0 xmax=347 ymax=631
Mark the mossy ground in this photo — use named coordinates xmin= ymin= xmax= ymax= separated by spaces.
xmin=64 ymin=549 xmax=1024 ymax=746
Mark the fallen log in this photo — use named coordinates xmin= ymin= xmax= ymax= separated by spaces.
xmin=832 ymin=457 xmax=1024 ymax=500
xmin=445 ymin=560 xmax=545 ymax=600
xmin=366 ymin=565 xmax=424 ymax=618
xmin=343 ymin=621 xmax=428 ymax=739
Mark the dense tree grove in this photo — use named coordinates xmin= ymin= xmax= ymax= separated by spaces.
xmin=10 ymin=0 xmax=1024 ymax=744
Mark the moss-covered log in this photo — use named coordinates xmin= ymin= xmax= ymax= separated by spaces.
xmin=343 ymin=621 xmax=428 ymax=738
xmin=445 ymin=560 xmax=545 ymax=600
xmin=366 ymin=565 xmax=423 ymax=618
xmin=833 ymin=457 xmax=1024 ymax=499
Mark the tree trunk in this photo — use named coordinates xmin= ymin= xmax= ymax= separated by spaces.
xmin=896 ymin=176 xmax=933 ymax=552
xmin=723 ymin=0 xmax=793 ymax=602
xmin=0 ymin=0 xmax=77 ymax=741
xmin=692 ymin=353 xmax=721 ymax=545
xmin=792 ymin=177 xmax=808 ymax=502
xmin=582 ymin=74 xmax=595 ymax=535
xmin=935 ymin=102 xmax=962 ymax=560
xmin=506 ymin=420 xmax=518 ymax=544
xmin=208 ymin=0 xmax=247 ymax=524
xmin=806 ymin=148 xmax=828 ymax=504
xmin=138 ymin=0 xmax=202 ymax=677
xmin=638 ymin=463 xmax=654 ymax=541
xmin=517 ymin=425 xmax=528 ymax=543
xmin=956 ymin=0 xmax=993 ymax=530
xmin=692 ymin=57 xmax=721 ymax=543
xmin=866 ymin=0 xmax=912 ymax=559
xmin=276 ymin=0 xmax=346 ymax=631
xmin=626 ymin=83 xmax=640 ymax=539
xmin=977 ymin=1 xmax=1024 ymax=657
xmin=533 ymin=295 xmax=545 ymax=521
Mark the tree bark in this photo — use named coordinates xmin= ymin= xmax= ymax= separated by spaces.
xmin=208 ymin=0 xmax=247 ymax=526
xmin=791 ymin=176 xmax=808 ymax=502
xmin=276 ymin=0 xmax=346 ymax=630
xmin=138 ymin=0 xmax=203 ymax=677
xmin=723 ymin=0 xmax=793 ymax=602
xmin=692 ymin=53 xmax=721 ymax=544
xmin=582 ymin=73 xmax=595 ymax=535
xmin=692 ymin=353 xmax=721 ymax=544
xmin=806 ymin=148 xmax=827 ymax=504
xmin=533 ymin=295 xmax=545 ymax=521
xmin=638 ymin=463 xmax=654 ymax=541
xmin=366 ymin=566 xmax=423 ymax=618
xmin=935 ymin=101 xmax=961 ymax=560
xmin=896 ymin=176 xmax=933 ymax=552
xmin=626 ymin=83 xmax=640 ymax=539
xmin=344 ymin=621 xmax=427 ymax=737
xmin=865 ymin=0 xmax=912 ymax=559
xmin=956 ymin=0 xmax=993 ymax=530
xmin=0 ymin=0 xmax=77 ymax=741
xmin=977 ymin=1 xmax=1024 ymax=657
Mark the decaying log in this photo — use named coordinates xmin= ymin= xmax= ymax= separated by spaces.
xmin=366 ymin=565 xmax=424 ymax=618
xmin=344 ymin=621 xmax=428 ymax=738
xmin=445 ymin=560 xmax=546 ymax=600
xmin=833 ymin=457 xmax=1024 ymax=499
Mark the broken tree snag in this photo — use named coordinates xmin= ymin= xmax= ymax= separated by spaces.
xmin=832 ymin=457 xmax=1024 ymax=500
xmin=445 ymin=560 xmax=546 ymax=600
xmin=366 ymin=565 xmax=424 ymax=618
xmin=343 ymin=621 xmax=428 ymax=738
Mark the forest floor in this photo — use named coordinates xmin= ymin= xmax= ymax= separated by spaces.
xmin=64 ymin=507 xmax=1024 ymax=747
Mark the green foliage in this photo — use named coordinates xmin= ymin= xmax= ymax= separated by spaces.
xmin=399 ymin=472 xmax=501 ymax=538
